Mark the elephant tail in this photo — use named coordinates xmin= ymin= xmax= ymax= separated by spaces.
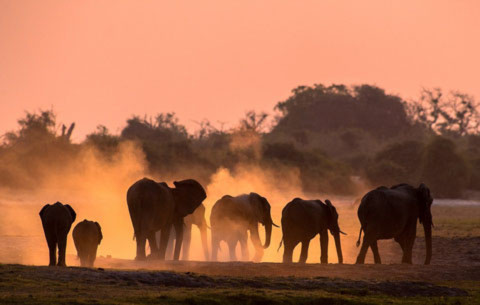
xmin=277 ymin=238 xmax=283 ymax=252
xmin=356 ymin=227 xmax=363 ymax=247
xmin=132 ymin=233 xmax=136 ymax=241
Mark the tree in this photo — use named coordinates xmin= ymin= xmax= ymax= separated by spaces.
xmin=85 ymin=125 xmax=119 ymax=155
xmin=408 ymin=88 xmax=480 ymax=136
xmin=273 ymin=84 xmax=413 ymax=139
xmin=366 ymin=141 xmax=424 ymax=186
xmin=3 ymin=110 xmax=57 ymax=146
xmin=421 ymin=137 xmax=469 ymax=198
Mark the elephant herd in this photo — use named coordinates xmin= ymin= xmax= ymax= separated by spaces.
xmin=38 ymin=178 xmax=434 ymax=267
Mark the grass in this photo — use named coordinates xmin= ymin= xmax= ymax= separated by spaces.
xmin=0 ymin=264 xmax=479 ymax=305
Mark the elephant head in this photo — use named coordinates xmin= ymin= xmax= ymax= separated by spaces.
xmin=417 ymin=183 xmax=433 ymax=265
xmin=172 ymin=179 xmax=207 ymax=218
xmin=250 ymin=192 xmax=278 ymax=249
xmin=324 ymin=199 xmax=344 ymax=264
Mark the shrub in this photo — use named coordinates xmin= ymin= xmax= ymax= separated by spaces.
xmin=421 ymin=137 xmax=469 ymax=198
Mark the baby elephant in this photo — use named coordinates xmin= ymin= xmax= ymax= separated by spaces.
xmin=39 ymin=202 xmax=76 ymax=266
xmin=73 ymin=219 xmax=103 ymax=267
xmin=280 ymin=198 xmax=345 ymax=264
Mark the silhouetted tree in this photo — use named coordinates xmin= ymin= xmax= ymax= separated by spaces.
xmin=408 ymin=88 xmax=480 ymax=136
xmin=273 ymin=84 xmax=412 ymax=139
xmin=85 ymin=125 xmax=119 ymax=155
xmin=421 ymin=137 xmax=469 ymax=198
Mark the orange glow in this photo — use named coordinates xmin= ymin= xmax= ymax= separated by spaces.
xmin=1 ymin=1 xmax=479 ymax=139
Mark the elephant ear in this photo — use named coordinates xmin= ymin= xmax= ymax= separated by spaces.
xmin=157 ymin=182 xmax=169 ymax=188
xmin=39 ymin=204 xmax=50 ymax=218
xmin=325 ymin=199 xmax=335 ymax=211
xmin=65 ymin=204 xmax=76 ymax=223
xmin=418 ymin=183 xmax=433 ymax=204
xmin=324 ymin=199 xmax=343 ymax=234
xmin=417 ymin=183 xmax=433 ymax=224
xmin=249 ymin=192 xmax=270 ymax=224
xmin=95 ymin=222 xmax=103 ymax=244
xmin=173 ymin=179 xmax=207 ymax=218
xmin=325 ymin=199 xmax=339 ymax=221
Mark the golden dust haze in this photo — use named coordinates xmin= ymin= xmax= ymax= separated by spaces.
xmin=0 ymin=137 xmax=365 ymax=266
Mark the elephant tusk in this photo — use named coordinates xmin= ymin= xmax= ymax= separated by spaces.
xmin=272 ymin=222 xmax=280 ymax=228
xmin=339 ymin=230 xmax=347 ymax=235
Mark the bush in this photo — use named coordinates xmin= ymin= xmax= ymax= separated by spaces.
xmin=366 ymin=140 xmax=424 ymax=186
xmin=366 ymin=160 xmax=408 ymax=187
xmin=421 ymin=137 xmax=469 ymax=198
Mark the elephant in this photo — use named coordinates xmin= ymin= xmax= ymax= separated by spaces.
xmin=355 ymin=183 xmax=433 ymax=265
xmin=127 ymin=177 xmax=207 ymax=261
xmin=39 ymin=202 xmax=76 ymax=266
xmin=72 ymin=219 xmax=103 ymax=267
xmin=210 ymin=193 xmax=278 ymax=262
xmin=280 ymin=198 xmax=345 ymax=264
xmin=164 ymin=203 xmax=209 ymax=260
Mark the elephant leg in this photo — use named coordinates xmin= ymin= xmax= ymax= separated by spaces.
xmin=250 ymin=230 xmax=264 ymax=262
xmin=299 ymin=240 xmax=311 ymax=264
xmin=147 ymin=232 xmax=158 ymax=257
xmin=46 ymin=235 xmax=57 ymax=266
xmin=78 ymin=249 xmax=87 ymax=267
xmin=211 ymin=232 xmax=220 ymax=261
xmin=57 ymin=234 xmax=68 ymax=267
xmin=320 ymin=231 xmax=329 ymax=264
xmin=89 ymin=246 xmax=97 ymax=267
xmin=173 ymin=219 xmax=184 ymax=261
xmin=395 ymin=236 xmax=408 ymax=263
xmin=135 ymin=233 xmax=147 ymax=260
xmin=182 ymin=223 xmax=192 ymax=261
xmin=227 ymin=239 xmax=238 ymax=261
xmin=165 ymin=228 xmax=175 ymax=260
xmin=239 ymin=234 xmax=249 ymax=261
xmin=158 ymin=224 xmax=172 ymax=260
xmin=356 ymin=231 xmax=375 ymax=264
xmin=403 ymin=232 xmax=416 ymax=264
xmin=370 ymin=240 xmax=381 ymax=264
xmin=282 ymin=239 xmax=296 ymax=263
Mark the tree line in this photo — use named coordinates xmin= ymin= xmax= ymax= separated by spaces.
xmin=1 ymin=83 xmax=479 ymax=198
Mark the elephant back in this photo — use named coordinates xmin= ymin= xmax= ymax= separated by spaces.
xmin=127 ymin=178 xmax=175 ymax=234
xmin=73 ymin=219 xmax=102 ymax=245
xmin=211 ymin=195 xmax=250 ymax=225
xmin=39 ymin=202 xmax=76 ymax=227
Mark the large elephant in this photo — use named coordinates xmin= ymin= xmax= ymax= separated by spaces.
xmin=355 ymin=183 xmax=433 ymax=265
xmin=73 ymin=219 xmax=103 ymax=267
xmin=39 ymin=202 xmax=76 ymax=266
xmin=210 ymin=193 xmax=278 ymax=262
xmin=165 ymin=203 xmax=209 ymax=260
xmin=280 ymin=198 xmax=345 ymax=264
xmin=127 ymin=177 xmax=206 ymax=261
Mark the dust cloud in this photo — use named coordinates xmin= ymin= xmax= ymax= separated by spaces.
xmin=0 ymin=141 xmax=147 ymax=264
xmin=0 ymin=139 xmax=363 ymax=266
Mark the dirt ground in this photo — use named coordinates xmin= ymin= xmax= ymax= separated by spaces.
xmin=0 ymin=196 xmax=479 ymax=304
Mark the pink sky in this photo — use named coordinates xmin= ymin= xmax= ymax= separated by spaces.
xmin=1 ymin=0 xmax=479 ymax=141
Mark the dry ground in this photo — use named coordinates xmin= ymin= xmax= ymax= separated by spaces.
xmin=0 ymin=199 xmax=479 ymax=304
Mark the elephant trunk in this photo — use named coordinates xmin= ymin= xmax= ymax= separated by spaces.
xmin=200 ymin=221 xmax=209 ymax=261
xmin=423 ymin=222 xmax=432 ymax=265
xmin=333 ymin=232 xmax=343 ymax=264
xmin=263 ymin=220 xmax=272 ymax=249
